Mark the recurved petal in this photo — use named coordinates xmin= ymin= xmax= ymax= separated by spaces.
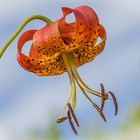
xmin=91 ymin=24 xmax=106 ymax=55
xmin=29 ymin=44 xmax=42 ymax=59
xmin=17 ymin=29 xmax=37 ymax=70
xmin=58 ymin=5 xmax=99 ymax=52
xmin=32 ymin=21 xmax=66 ymax=56
xmin=17 ymin=30 xmax=66 ymax=76
xmin=73 ymin=24 xmax=107 ymax=67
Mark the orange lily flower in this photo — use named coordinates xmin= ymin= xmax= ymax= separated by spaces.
xmin=0 ymin=5 xmax=118 ymax=135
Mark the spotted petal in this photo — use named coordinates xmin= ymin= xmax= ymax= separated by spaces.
xmin=17 ymin=30 xmax=66 ymax=76
xmin=17 ymin=6 xmax=106 ymax=75
xmin=58 ymin=5 xmax=99 ymax=52
xmin=73 ymin=24 xmax=107 ymax=67
xmin=32 ymin=21 xmax=66 ymax=56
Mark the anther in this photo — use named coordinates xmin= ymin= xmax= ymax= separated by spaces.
xmin=100 ymin=83 xmax=105 ymax=111
xmin=108 ymin=91 xmax=118 ymax=116
xmin=56 ymin=117 xmax=67 ymax=123
xmin=67 ymin=103 xmax=79 ymax=127
xmin=92 ymin=103 xmax=107 ymax=122
xmin=99 ymin=110 xmax=107 ymax=122
xmin=67 ymin=111 xmax=78 ymax=135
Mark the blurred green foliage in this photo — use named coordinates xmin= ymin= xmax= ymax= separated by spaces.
xmin=30 ymin=117 xmax=60 ymax=140
xmin=122 ymin=104 xmax=140 ymax=131
xmin=29 ymin=104 xmax=140 ymax=140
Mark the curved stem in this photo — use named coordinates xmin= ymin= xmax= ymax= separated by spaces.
xmin=0 ymin=15 xmax=52 ymax=58
xmin=61 ymin=53 xmax=77 ymax=114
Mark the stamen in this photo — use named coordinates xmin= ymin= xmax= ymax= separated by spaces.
xmin=61 ymin=53 xmax=76 ymax=115
xmin=67 ymin=103 xmax=79 ymax=127
xmin=68 ymin=53 xmax=104 ymax=98
xmin=79 ymin=85 xmax=107 ymax=122
xmin=72 ymin=86 xmax=77 ymax=110
xmin=98 ymin=109 xmax=107 ymax=122
xmin=67 ymin=111 xmax=78 ymax=135
xmin=73 ymin=69 xmax=102 ymax=97
xmin=100 ymin=83 xmax=105 ymax=111
xmin=56 ymin=117 xmax=67 ymax=123
xmin=108 ymin=91 xmax=118 ymax=115
xmin=61 ymin=89 xmax=73 ymax=114
xmin=92 ymin=102 xmax=107 ymax=122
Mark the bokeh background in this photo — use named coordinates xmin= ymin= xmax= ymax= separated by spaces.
xmin=0 ymin=0 xmax=140 ymax=140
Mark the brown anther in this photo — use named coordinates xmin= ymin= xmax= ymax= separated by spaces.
xmin=56 ymin=117 xmax=67 ymax=123
xmin=100 ymin=83 xmax=105 ymax=111
xmin=92 ymin=103 xmax=107 ymax=122
xmin=99 ymin=110 xmax=107 ymax=122
xmin=67 ymin=111 xmax=78 ymax=135
xmin=67 ymin=103 xmax=79 ymax=127
xmin=108 ymin=91 xmax=118 ymax=116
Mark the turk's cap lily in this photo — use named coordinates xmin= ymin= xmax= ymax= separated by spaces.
xmin=0 ymin=5 xmax=118 ymax=135
xmin=17 ymin=5 xmax=106 ymax=76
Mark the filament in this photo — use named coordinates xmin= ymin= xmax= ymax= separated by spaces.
xmin=67 ymin=54 xmax=103 ymax=98
xmin=61 ymin=53 xmax=77 ymax=116
xmin=78 ymin=84 xmax=107 ymax=122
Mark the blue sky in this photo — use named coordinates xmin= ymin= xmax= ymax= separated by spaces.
xmin=0 ymin=0 xmax=140 ymax=140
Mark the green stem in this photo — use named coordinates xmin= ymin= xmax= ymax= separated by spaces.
xmin=61 ymin=53 xmax=77 ymax=112
xmin=0 ymin=15 xmax=52 ymax=58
